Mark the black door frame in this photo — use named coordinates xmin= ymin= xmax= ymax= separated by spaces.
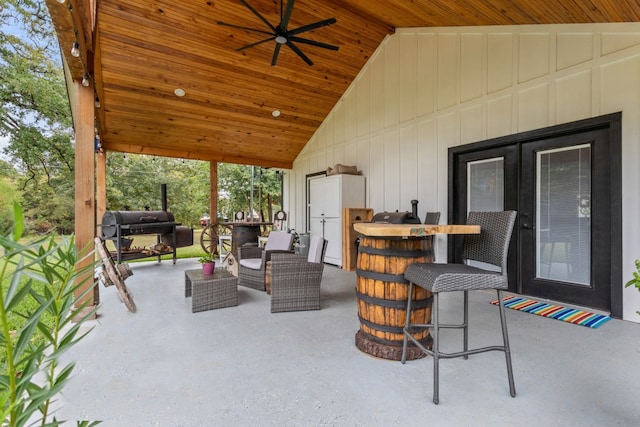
xmin=448 ymin=112 xmax=622 ymax=318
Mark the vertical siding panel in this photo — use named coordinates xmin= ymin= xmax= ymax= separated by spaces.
xmin=487 ymin=94 xmax=513 ymax=138
xmin=370 ymin=53 xmax=385 ymax=133
xmin=461 ymin=33 xmax=484 ymax=102
xmin=518 ymin=83 xmax=550 ymax=132
xmin=487 ymin=33 xmax=514 ymax=93
xmin=417 ymin=118 xmax=437 ymax=212
xmin=384 ymin=35 xmax=400 ymax=128
xmin=417 ymin=33 xmax=436 ymax=118
xmin=400 ymin=126 xmax=418 ymax=208
xmin=357 ymin=71 xmax=371 ymax=137
xmin=556 ymin=70 xmax=593 ymax=123
xmin=358 ymin=138 xmax=371 ymax=207
xmin=437 ymin=33 xmax=459 ymax=110
xmin=519 ymin=33 xmax=550 ymax=83
xmin=344 ymin=88 xmax=358 ymax=141
xmin=461 ymin=104 xmax=483 ymax=144
xmin=383 ymin=129 xmax=400 ymax=211
xmin=333 ymin=100 xmax=345 ymax=145
xmin=369 ymin=134 xmax=384 ymax=211
xmin=344 ymin=141 xmax=358 ymax=167
xmin=399 ymin=33 xmax=417 ymax=123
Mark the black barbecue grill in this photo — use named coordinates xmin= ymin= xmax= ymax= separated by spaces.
xmin=100 ymin=184 xmax=195 ymax=264
xmin=101 ymin=210 xmax=181 ymax=264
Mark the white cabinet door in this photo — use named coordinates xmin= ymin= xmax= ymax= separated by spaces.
xmin=322 ymin=176 xmax=342 ymax=218
xmin=309 ymin=178 xmax=325 ymax=218
xmin=323 ymin=218 xmax=342 ymax=265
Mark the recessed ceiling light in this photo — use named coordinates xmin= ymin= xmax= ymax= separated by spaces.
xmin=272 ymin=109 xmax=281 ymax=117
xmin=174 ymin=88 xmax=186 ymax=97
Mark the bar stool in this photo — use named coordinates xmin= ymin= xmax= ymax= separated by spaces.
xmin=401 ymin=210 xmax=517 ymax=404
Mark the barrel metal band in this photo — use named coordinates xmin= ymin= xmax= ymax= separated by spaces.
xmin=355 ymin=290 xmax=432 ymax=309
xmin=356 ymin=269 xmax=408 ymax=284
xmin=358 ymin=316 xmax=403 ymax=334
xmin=358 ymin=246 xmax=432 ymax=258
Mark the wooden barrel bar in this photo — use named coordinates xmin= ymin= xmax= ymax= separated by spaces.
xmin=230 ymin=224 xmax=262 ymax=256
xmin=355 ymin=236 xmax=434 ymax=360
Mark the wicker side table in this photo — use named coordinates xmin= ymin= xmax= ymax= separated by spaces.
xmin=185 ymin=268 xmax=238 ymax=313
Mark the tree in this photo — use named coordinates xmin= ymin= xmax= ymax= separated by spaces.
xmin=104 ymin=153 xmax=210 ymax=227
xmin=218 ymin=163 xmax=282 ymax=223
xmin=0 ymin=0 xmax=75 ymax=233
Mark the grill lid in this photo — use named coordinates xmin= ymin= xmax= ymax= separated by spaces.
xmin=372 ymin=211 xmax=421 ymax=224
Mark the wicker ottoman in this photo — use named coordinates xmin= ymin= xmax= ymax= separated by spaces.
xmin=185 ymin=268 xmax=238 ymax=313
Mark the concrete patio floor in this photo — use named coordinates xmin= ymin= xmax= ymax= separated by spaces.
xmin=56 ymin=258 xmax=640 ymax=426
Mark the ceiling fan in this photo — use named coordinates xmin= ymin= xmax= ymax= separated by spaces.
xmin=217 ymin=0 xmax=339 ymax=66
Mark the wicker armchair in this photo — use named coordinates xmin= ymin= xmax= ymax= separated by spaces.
xmin=270 ymin=235 xmax=327 ymax=313
xmin=237 ymin=231 xmax=293 ymax=291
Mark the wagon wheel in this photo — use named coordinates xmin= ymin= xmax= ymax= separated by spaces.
xmin=94 ymin=237 xmax=137 ymax=313
xmin=200 ymin=224 xmax=219 ymax=256
xmin=200 ymin=222 xmax=233 ymax=256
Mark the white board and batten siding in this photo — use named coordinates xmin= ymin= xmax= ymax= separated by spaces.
xmin=283 ymin=23 xmax=640 ymax=321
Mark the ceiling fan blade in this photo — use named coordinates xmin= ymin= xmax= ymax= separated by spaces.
xmin=281 ymin=0 xmax=295 ymax=30
xmin=237 ymin=36 xmax=275 ymax=51
xmin=217 ymin=21 xmax=273 ymax=36
xmin=288 ymin=17 xmax=336 ymax=37
xmin=239 ymin=0 xmax=276 ymax=32
xmin=289 ymin=36 xmax=339 ymax=51
xmin=271 ymin=44 xmax=282 ymax=66
xmin=286 ymin=40 xmax=313 ymax=66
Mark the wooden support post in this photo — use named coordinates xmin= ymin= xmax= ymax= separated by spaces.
xmin=210 ymin=161 xmax=218 ymax=222
xmin=74 ymin=80 xmax=97 ymax=316
xmin=96 ymin=150 xmax=106 ymax=235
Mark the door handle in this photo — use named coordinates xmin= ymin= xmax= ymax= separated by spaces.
xmin=520 ymin=223 xmax=534 ymax=230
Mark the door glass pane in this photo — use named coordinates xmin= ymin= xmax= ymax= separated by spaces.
xmin=536 ymin=145 xmax=591 ymax=285
xmin=467 ymin=158 xmax=504 ymax=212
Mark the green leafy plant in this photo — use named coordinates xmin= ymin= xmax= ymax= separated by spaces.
xmin=0 ymin=202 xmax=101 ymax=426
xmin=198 ymin=253 xmax=215 ymax=264
xmin=625 ymin=259 xmax=640 ymax=315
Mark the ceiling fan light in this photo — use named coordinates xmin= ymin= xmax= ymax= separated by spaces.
xmin=275 ymin=35 xmax=287 ymax=44
xmin=71 ymin=42 xmax=80 ymax=57
xmin=81 ymin=74 xmax=90 ymax=87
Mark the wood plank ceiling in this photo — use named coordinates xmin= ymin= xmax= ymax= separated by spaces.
xmin=47 ymin=0 xmax=640 ymax=169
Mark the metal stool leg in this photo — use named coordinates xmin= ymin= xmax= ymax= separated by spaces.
xmin=401 ymin=281 xmax=415 ymax=364
xmin=463 ymin=290 xmax=469 ymax=359
xmin=432 ymin=292 xmax=440 ymax=404
xmin=496 ymin=289 xmax=516 ymax=397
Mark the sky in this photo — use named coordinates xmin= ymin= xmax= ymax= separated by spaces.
xmin=0 ymin=135 xmax=9 ymax=161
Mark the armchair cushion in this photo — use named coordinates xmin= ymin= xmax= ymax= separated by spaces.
xmin=264 ymin=231 xmax=294 ymax=251
xmin=239 ymin=258 xmax=262 ymax=270
xmin=307 ymin=234 xmax=325 ymax=263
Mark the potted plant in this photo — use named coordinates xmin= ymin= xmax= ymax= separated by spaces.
xmin=199 ymin=253 xmax=216 ymax=275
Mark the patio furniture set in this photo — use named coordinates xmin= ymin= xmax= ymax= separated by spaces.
xmin=184 ymin=231 xmax=327 ymax=313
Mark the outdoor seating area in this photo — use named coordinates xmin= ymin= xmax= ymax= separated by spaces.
xmin=55 ymin=257 xmax=640 ymax=425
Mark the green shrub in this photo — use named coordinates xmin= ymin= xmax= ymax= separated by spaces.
xmin=0 ymin=203 xmax=100 ymax=426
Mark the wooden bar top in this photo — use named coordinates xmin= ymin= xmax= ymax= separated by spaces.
xmin=353 ymin=222 xmax=480 ymax=237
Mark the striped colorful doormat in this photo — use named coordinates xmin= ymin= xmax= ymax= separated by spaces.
xmin=490 ymin=296 xmax=611 ymax=328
